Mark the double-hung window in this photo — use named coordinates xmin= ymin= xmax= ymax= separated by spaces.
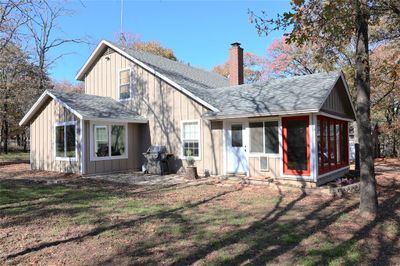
xmin=55 ymin=121 xmax=77 ymax=160
xmin=182 ymin=121 xmax=200 ymax=158
xmin=92 ymin=123 xmax=127 ymax=160
xmin=249 ymin=121 xmax=279 ymax=154
xmin=119 ymin=68 xmax=132 ymax=100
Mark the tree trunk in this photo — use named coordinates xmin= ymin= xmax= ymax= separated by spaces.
xmin=22 ymin=130 xmax=27 ymax=153
xmin=2 ymin=119 xmax=8 ymax=154
xmin=355 ymin=0 xmax=378 ymax=216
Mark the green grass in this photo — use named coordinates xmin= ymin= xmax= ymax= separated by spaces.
xmin=2 ymin=171 xmax=395 ymax=265
xmin=0 ymin=151 xmax=29 ymax=162
xmin=297 ymin=240 xmax=363 ymax=266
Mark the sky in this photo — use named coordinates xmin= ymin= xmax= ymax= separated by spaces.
xmin=50 ymin=0 xmax=291 ymax=83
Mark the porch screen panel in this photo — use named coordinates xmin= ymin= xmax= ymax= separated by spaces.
xmin=264 ymin=121 xmax=278 ymax=154
xmin=317 ymin=116 xmax=349 ymax=174
xmin=286 ymin=120 xmax=308 ymax=171
xmin=249 ymin=122 xmax=263 ymax=153
xmin=323 ymin=120 xmax=329 ymax=169
xmin=335 ymin=123 xmax=341 ymax=164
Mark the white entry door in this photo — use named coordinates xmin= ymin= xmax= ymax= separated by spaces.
xmin=226 ymin=122 xmax=248 ymax=175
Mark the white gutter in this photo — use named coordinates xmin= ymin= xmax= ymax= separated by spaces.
xmin=203 ymin=109 xmax=319 ymax=120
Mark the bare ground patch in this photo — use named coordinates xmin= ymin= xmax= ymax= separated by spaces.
xmin=0 ymin=161 xmax=399 ymax=265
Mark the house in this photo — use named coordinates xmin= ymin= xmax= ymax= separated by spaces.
xmin=19 ymin=40 xmax=356 ymax=186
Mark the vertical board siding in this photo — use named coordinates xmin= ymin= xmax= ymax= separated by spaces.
xmin=84 ymin=49 xmax=224 ymax=175
xmin=248 ymin=156 xmax=280 ymax=178
xmin=84 ymin=121 xmax=141 ymax=175
xmin=321 ymin=79 xmax=355 ymax=119
xmin=30 ymin=99 xmax=81 ymax=173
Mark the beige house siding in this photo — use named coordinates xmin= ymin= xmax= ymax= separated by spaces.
xmin=30 ymin=99 xmax=81 ymax=173
xmin=84 ymin=49 xmax=223 ymax=175
xmin=248 ymin=156 xmax=280 ymax=178
xmin=321 ymin=79 xmax=355 ymax=119
xmin=83 ymin=121 xmax=142 ymax=175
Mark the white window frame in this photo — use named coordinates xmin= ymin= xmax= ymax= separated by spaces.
xmin=118 ymin=67 xmax=133 ymax=101
xmin=54 ymin=121 xmax=78 ymax=161
xmin=181 ymin=119 xmax=201 ymax=160
xmin=248 ymin=118 xmax=280 ymax=157
xmin=89 ymin=121 xmax=128 ymax=161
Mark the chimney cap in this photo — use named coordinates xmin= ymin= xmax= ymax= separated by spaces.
xmin=230 ymin=42 xmax=241 ymax=47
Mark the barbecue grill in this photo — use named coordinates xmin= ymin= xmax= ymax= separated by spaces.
xmin=142 ymin=145 xmax=171 ymax=175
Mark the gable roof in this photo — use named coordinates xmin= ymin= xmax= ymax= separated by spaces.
xmin=204 ymin=71 xmax=355 ymax=119
xmin=19 ymin=90 xmax=147 ymax=126
xmin=75 ymin=40 xmax=228 ymax=112
xmin=75 ymin=40 xmax=355 ymax=120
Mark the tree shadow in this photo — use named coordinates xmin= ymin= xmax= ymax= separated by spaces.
xmin=4 ymin=184 xmax=242 ymax=260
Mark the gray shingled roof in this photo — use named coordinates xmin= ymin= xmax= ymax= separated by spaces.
xmin=112 ymin=43 xmax=342 ymax=118
xmin=204 ymin=71 xmax=342 ymax=118
xmin=49 ymin=90 xmax=147 ymax=122
xmin=112 ymin=42 xmax=229 ymax=106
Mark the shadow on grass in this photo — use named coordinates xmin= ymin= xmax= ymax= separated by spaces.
xmin=2 ymin=172 xmax=400 ymax=265
xmin=4 ymin=182 xmax=241 ymax=260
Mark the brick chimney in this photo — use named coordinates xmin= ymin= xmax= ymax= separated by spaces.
xmin=229 ymin=42 xmax=244 ymax=86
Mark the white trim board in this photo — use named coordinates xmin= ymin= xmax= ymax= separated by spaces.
xmin=75 ymin=40 xmax=220 ymax=112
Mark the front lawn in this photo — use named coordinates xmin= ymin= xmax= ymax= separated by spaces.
xmin=0 ymin=161 xmax=399 ymax=265
xmin=0 ymin=151 xmax=29 ymax=162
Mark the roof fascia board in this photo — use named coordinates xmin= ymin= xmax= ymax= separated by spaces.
xmin=317 ymin=71 xmax=357 ymax=119
xmin=76 ymin=40 xmax=220 ymax=112
xmin=20 ymin=90 xmax=84 ymax=126
xmin=203 ymin=109 xmax=319 ymax=120
xmin=19 ymin=90 xmax=50 ymax=126
xmin=317 ymin=111 xmax=355 ymax=122
xmin=85 ymin=117 xmax=148 ymax=123
xmin=75 ymin=41 xmax=106 ymax=81
xmin=46 ymin=91 xmax=84 ymax=120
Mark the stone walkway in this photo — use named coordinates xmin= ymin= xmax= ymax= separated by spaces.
xmin=85 ymin=171 xmax=214 ymax=186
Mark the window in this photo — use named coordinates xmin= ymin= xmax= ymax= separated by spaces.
xmin=119 ymin=68 xmax=131 ymax=100
xmin=182 ymin=121 xmax=200 ymax=158
xmin=265 ymin=121 xmax=279 ymax=153
xmin=95 ymin=126 xmax=108 ymax=157
xmin=92 ymin=123 xmax=127 ymax=160
xmin=249 ymin=121 xmax=278 ymax=154
xmin=317 ymin=116 xmax=348 ymax=174
xmin=231 ymin=124 xmax=243 ymax=147
xmin=55 ymin=121 xmax=76 ymax=159
xmin=111 ymin=125 xmax=125 ymax=156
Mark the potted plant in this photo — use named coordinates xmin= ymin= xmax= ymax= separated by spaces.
xmin=185 ymin=150 xmax=198 ymax=179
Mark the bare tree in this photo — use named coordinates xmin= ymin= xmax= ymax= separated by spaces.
xmin=0 ymin=1 xmax=29 ymax=54
xmin=26 ymin=0 xmax=87 ymax=92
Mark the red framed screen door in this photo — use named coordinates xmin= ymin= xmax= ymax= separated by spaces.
xmin=282 ymin=116 xmax=310 ymax=176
